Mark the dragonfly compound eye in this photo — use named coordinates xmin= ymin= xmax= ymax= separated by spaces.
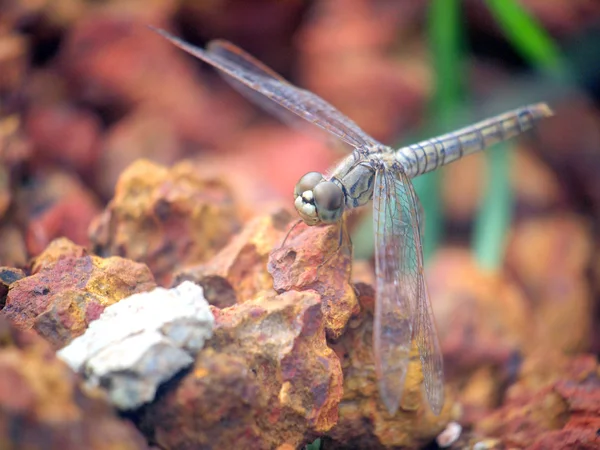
xmin=294 ymin=172 xmax=324 ymax=197
xmin=313 ymin=181 xmax=344 ymax=224
xmin=294 ymin=172 xmax=325 ymax=225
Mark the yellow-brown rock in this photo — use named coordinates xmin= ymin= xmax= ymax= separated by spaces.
xmin=89 ymin=159 xmax=242 ymax=285
xmin=2 ymin=238 xmax=156 ymax=348
xmin=30 ymin=236 xmax=89 ymax=273
xmin=505 ymin=214 xmax=593 ymax=354
xmin=326 ymin=283 xmax=454 ymax=449
xmin=140 ymin=289 xmax=343 ymax=449
xmin=175 ymin=208 xmax=293 ymax=307
xmin=0 ymin=316 xmax=148 ymax=449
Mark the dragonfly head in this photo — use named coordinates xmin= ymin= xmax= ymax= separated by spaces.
xmin=294 ymin=172 xmax=345 ymax=225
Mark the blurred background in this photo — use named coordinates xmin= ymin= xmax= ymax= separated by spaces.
xmin=1 ymin=0 xmax=600 ymax=437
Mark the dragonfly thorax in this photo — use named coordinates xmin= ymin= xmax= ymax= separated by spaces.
xmin=293 ymin=172 xmax=345 ymax=225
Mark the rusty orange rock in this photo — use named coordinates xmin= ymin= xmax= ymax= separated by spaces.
xmin=476 ymin=355 xmax=600 ymax=449
xmin=140 ymin=289 xmax=343 ymax=449
xmin=505 ymin=215 xmax=593 ymax=355
xmin=59 ymin=15 xmax=247 ymax=145
xmin=89 ymin=159 xmax=242 ymax=285
xmin=97 ymin=109 xmax=184 ymax=198
xmin=2 ymin=238 xmax=156 ymax=348
xmin=0 ymin=316 xmax=148 ymax=449
xmin=268 ymin=221 xmax=358 ymax=339
xmin=428 ymin=216 xmax=594 ymax=428
xmin=0 ymin=33 xmax=28 ymax=100
xmin=25 ymin=104 xmax=102 ymax=175
xmin=175 ymin=208 xmax=293 ymax=307
xmin=426 ymin=248 xmax=530 ymax=423
xmin=265 ymin=217 xmax=452 ymax=446
xmin=19 ymin=170 xmax=102 ymax=257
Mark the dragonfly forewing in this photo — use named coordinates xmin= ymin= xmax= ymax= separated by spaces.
xmin=208 ymin=40 xmax=318 ymax=133
xmin=151 ymin=27 xmax=381 ymax=150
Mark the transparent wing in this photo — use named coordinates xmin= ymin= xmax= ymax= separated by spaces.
xmin=207 ymin=40 xmax=306 ymax=131
xmin=372 ymin=167 xmax=415 ymax=415
xmin=399 ymin=170 xmax=444 ymax=415
xmin=372 ymin=167 xmax=444 ymax=416
xmin=152 ymin=27 xmax=380 ymax=150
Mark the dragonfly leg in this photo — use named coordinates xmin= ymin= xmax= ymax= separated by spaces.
xmin=278 ymin=218 xmax=304 ymax=250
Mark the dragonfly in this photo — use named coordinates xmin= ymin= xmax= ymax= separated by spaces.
xmin=152 ymin=27 xmax=553 ymax=416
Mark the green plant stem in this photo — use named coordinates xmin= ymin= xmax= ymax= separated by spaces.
xmin=418 ymin=0 xmax=463 ymax=262
xmin=473 ymin=0 xmax=567 ymax=270
xmin=472 ymin=143 xmax=513 ymax=270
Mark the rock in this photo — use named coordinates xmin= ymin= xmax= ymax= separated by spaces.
xmin=0 ymin=266 xmax=25 ymax=308
xmin=175 ymin=209 xmax=293 ymax=307
xmin=326 ymin=283 xmax=454 ymax=449
xmin=97 ymin=109 xmax=184 ymax=198
xmin=441 ymin=144 xmax=564 ymax=223
xmin=511 ymin=147 xmax=565 ymax=210
xmin=139 ymin=289 xmax=343 ymax=449
xmin=505 ymin=215 xmax=593 ymax=354
xmin=0 ymin=316 xmax=148 ymax=449
xmin=89 ymin=159 xmax=242 ymax=285
xmin=2 ymin=238 xmax=156 ymax=348
xmin=476 ymin=354 xmax=600 ymax=449
xmin=30 ymin=236 xmax=89 ymax=273
xmin=0 ymin=32 xmax=28 ymax=99
xmin=0 ymin=164 xmax=8 ymax=221
xmin=16 ymin=170 xmax=102 ymax=256
xmin=436 ymin=421 xmax=463 ymax=448
xmin=269 ymin=221 xmax=452 ymax=447
xmin=58 ymin=281 xmax=214 ymax=410
xmin=0 ymin=223 xmax=27 ymax=267
xmin=212 ymin=123 xmax=338 ymax=205
xmin=59 ymin=15 xmax=247 ymax=144
xmin=25 ymin=104 xmax=102 ymax=175
xmin=0 ymin=114 xmax=30 ymax=223
xmin=429 ymin=217 xmax=594 ymax=425
xmin=426 ymin=248 xmax=530 ymax=424
xmin=268 ymin=220 xmax=359 ymax=339
xmin=296 ymin=0 xmax=429 ymax=142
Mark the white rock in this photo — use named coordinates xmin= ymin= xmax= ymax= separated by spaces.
xmin=58 ymin=281 xmax=214 ymax=410
xmin=436 ymin=421 xmax=462 ymax=448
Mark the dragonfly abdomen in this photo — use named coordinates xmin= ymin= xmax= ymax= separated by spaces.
xmin=395 ymin=103 xmax=553 ymax=178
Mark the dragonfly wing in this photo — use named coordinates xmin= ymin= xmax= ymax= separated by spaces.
xmin=152 ymin=28 xmax=380 ymax=150
xmin=207 ymin=40 xmax=310 ymax=133
xmin=372 ymin=167 xmax=415 ymax=415
xmin=400 ymin=171 xmax=444 ymax=415
xmin=207 ymin=39 xmax=289 ymax=82
xmin=373 ymin=167 xmax=444 ymax=416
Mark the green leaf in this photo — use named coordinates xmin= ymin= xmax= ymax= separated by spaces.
xmin=485 ymin=0 xmax=567 ymax=77
xmin=305 ymin=438 xmax=321 ymax=450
